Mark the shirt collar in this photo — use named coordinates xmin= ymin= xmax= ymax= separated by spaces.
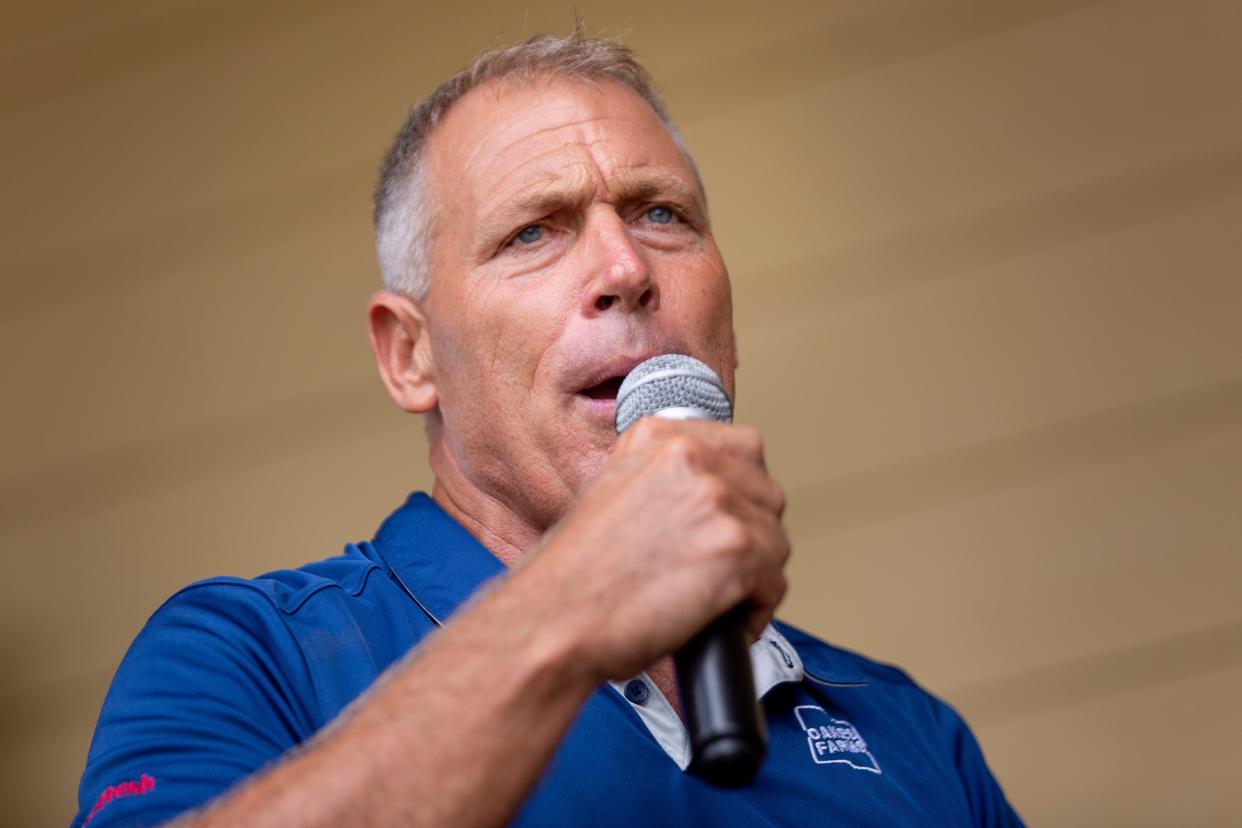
xmin=752 ymin=624 xmax=805 ymax=694
xmin=367 ymin=492 xmax=865 ymax=687
xmin=367 ymin=491 xmax=506 ymax=626
xmin=606 ymin=624 xmax=805 ymax=708
xmin=771 ymin=620 xmax=869 ymax=686
xmin=607 ymin=624 xmax=806 ymax=771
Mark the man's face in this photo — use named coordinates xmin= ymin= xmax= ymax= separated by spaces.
xmin=420 ymin=74 xmax=737 ymax=529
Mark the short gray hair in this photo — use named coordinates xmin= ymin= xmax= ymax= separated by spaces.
xmin=373 ymin=28 xmax=700 ymax=298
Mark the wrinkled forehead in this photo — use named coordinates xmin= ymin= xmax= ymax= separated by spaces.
xmin=423 ymin=74 xmax=702 ymax=215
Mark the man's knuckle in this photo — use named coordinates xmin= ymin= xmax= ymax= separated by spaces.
xmin=736 ymin=424 xmax=763 ymax=454
xmin=663 ymin=434 xmax=699 ymax=465
xmin=714 ymin=514 xmax=750 ymax=553
xmin=773 ymin=572 xmax=789 ymax=601
xmin=771 ymin=481 xmax=787 ymax=514
xmin=632 ymin=416 xmax=661 ymax=439
xmin=622 ymin=417 xmax=659 ymax=449
xmin=696 ymin=473 xmax=728 ymax=505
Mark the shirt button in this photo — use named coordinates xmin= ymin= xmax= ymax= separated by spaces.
xmin=624 ymin=679 xmax=649 ymax=705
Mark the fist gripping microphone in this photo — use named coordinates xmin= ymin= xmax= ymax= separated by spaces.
xmin=615 ymin=354 xmax=766 ymax=787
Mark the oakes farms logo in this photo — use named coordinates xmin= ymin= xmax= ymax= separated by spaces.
xmin=794 ymin=706 xmax=882 ymax=773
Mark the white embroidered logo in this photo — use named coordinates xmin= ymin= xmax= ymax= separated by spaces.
xmin=794 ymin=705 xmax=882 ymax=773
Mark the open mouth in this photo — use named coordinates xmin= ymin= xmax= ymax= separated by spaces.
xmin=579 ymin=375 xmax=624 ymax=401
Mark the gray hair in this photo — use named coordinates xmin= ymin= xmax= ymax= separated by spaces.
xmin=373 ymin=28 xmax=701 ymax=299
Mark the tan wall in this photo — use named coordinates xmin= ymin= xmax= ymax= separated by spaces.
xmin=3 ymin=1 xmax=1240 ymax=824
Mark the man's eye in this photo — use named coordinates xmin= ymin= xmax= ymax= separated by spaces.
xmin=515 ymin=225 xmax=543 ymax=244
xmin=645 ymin=206 xmax=675 ymax=224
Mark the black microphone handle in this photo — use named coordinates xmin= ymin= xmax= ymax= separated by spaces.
xmin=674 ymin=606 xmax=767 ymax=787
xmin=612 ymin=354 xmax=766 ymax=785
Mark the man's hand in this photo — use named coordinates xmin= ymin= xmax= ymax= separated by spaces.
xmin=512 ymin=417 xmax=791 ymax=683
xmin=180 ymin=417 xmax=787 ymax=828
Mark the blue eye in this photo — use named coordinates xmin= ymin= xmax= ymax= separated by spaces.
xmin=646 ymin=206 xmax=674 ymax=224
xmin=516 ymin=225 xmax=543 ymax=244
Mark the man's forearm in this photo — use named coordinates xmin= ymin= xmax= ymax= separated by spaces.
xmin=167 ymin=416 xmax=788 ymax=828
xmin=178 ymin=566 xmax=597 ymax=828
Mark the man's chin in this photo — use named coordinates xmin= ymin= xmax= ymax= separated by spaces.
xmin=546 ymin=397 xmax=622 ymax=496
xmin=561 ymin=439 xmax=614 ymax=495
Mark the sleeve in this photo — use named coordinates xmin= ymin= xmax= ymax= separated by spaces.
xmin=931 ymin=696 xmax=1026 ymax=828
xmin=72 ymin=581 xmax=318 ymax=827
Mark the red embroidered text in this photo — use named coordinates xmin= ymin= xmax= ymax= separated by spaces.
xmin=84 ymin=773 xmax=156 ymax=824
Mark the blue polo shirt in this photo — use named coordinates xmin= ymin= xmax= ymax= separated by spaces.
xmin=74 ymin=492 xmax=1022 ymax=827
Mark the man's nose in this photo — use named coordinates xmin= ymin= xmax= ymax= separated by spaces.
xmin=580 ymin=211 xmax=657 ymax=316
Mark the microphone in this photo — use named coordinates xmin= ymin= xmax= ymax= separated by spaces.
xmin=615 ymin=354 xmax=766 ymax=788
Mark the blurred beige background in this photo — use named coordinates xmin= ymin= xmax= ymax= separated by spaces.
xmin=3 ymin=1 xmax=1241 ymax=825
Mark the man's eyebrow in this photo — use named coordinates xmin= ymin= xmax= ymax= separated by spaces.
xmin=476 ymin=171 xmax=706 ymax=246
xmin=510 ymin=188 xmax=586 ymax=218
xmin=476 ymin=184 xmax=591 ymax=244
xmin=513 ymin=172 xmax=700 ymax=216
xmin=612 ymin=173 xmax=703 ymax=208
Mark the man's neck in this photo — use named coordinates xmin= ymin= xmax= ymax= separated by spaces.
xmin=426 ymin=428 xmax=549 ymax=567
xmin=431 ymin=478 xmax=539 ymax=567
xmin=427 ymin=436 xmax=684 ymax=717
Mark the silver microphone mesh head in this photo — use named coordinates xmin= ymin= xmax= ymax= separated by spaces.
xmin=614 ymin=354 xmax=733 ymax=433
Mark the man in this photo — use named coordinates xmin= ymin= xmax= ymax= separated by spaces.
xmin=74 ymin=31 xmax=1022 ymax=827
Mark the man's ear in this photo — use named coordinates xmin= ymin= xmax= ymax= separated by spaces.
xmin=367 ymin=290 xmax=438 ymax=414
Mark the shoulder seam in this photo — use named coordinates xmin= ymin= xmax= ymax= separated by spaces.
xmin=157 ymin=561 xmax=383 ymax=616
xmin=281 ymin=562 xmax=383 ymax=614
